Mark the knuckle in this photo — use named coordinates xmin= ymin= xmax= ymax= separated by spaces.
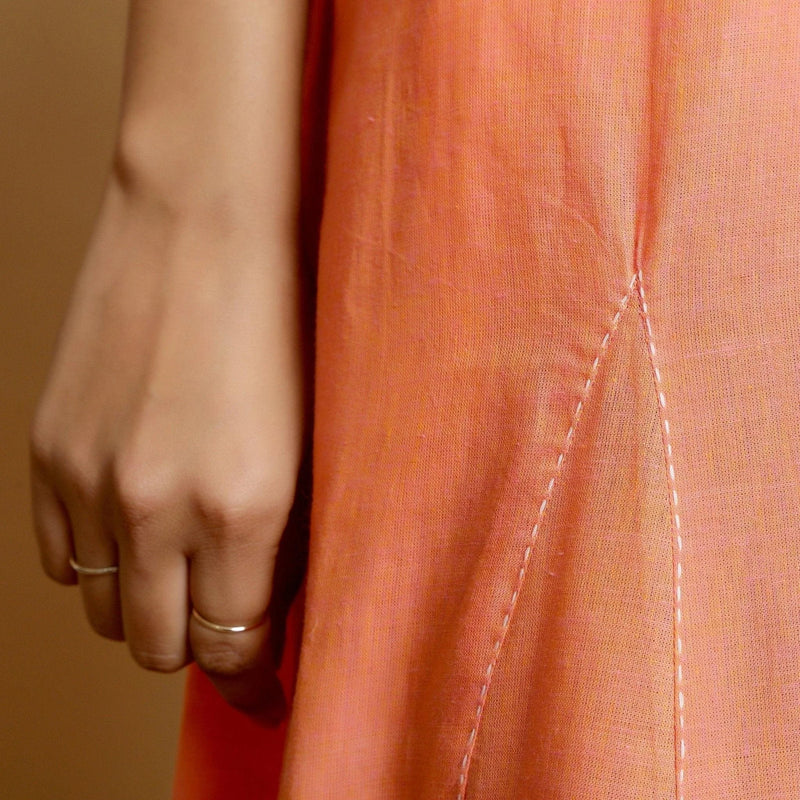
xmin=194 ymin=642 xmax=254 ymax=679
xmin=193 ymin=472 xmax=294 ymax=536
xmin=28 ymin=418 xmax=55 ymax=471
xmin=110 ymin=457 xmax=169 ymax=528
xmin=29 ymin=418 xmax=100 ymax=504
xmin=130 ymin=648 xmax=185 ymax=673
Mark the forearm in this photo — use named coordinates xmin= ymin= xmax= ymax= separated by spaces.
xmin=111 ymin=0 xmax=308 ymax=239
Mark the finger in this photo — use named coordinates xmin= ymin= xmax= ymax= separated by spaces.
xmin=30 ymin=468 xmax=76 ymax=585
xmin=64 ymin=498 xmax=124 ymax=641
xmin=117 ymin=529 xmax=190 ymax=673
xmin=188 ymin=536 xmax=285 ymax=725
xmin=190 ymin=611 xmax=285 ymax=726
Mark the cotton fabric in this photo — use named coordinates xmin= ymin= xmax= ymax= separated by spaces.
xmin=173 ymin=2 xmax=800 ymax=797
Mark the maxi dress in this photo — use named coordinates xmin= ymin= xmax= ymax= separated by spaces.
xmin=172 ymin=1 xmax=800 ymax=798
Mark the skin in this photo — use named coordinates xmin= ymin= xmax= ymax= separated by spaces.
xmin=29 ymin=0 xmax=309 ymax=723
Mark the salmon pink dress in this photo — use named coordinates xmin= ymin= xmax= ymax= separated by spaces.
xmin=173 ymin=1 xmax=800 ymax=797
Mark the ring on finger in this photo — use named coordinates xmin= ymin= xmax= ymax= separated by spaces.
xmin=191 ymin=607 xmax=265 ymax=634
xmin=69 ymin=556 xmax=119 ymax=576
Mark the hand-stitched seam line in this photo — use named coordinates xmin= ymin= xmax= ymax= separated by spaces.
xmin=634 ymin=269 xmax=685 ymax=800
xmin=455 ymin=273 xmax=638 ymax=799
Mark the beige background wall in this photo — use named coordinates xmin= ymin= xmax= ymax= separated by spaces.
xmin=1 ymin=1 xmax=184 ymax=798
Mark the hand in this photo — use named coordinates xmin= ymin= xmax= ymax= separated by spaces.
xmin=29 ymin=174 xmax=309 ymax=724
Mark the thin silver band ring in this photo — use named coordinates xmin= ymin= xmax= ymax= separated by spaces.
xmin=191 ymin=607 xmax=265 ymax=634
xmin=69 ymin=556 xmax=119 ymax=576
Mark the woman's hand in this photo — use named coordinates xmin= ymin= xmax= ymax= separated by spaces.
xmin=29 ymin=171 xmax=308 ymax=723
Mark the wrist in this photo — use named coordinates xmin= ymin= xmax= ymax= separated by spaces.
xmin=111 ymin=110 xmax=299 ymax=234
xmin=108 ymin=135 xmax=298 ymax=245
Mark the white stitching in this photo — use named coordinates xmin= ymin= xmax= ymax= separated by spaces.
xmin=455 ymin=274 xmax=637 ymax=798
xmin=635 ymin=269 xmax=686 ymax=800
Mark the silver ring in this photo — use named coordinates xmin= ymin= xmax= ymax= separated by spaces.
xmin=191 ymin=607 xmax=265 ymax=634
xmin=69 ymin=556 xmax=119 ymax=576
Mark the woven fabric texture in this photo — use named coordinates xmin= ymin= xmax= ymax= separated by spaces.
xmin=173 ymin=2 xmax=800 ymax=798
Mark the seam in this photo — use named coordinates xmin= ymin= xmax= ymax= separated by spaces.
xmin=635 ymin=269 xmax=685 ymax=800
xmin=456 ymin=273 xmax=638 ymax=799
